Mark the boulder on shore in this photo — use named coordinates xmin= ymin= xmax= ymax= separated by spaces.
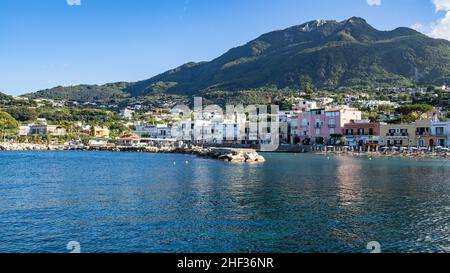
xmin=208 ymin=148 xmax=265 ymax=163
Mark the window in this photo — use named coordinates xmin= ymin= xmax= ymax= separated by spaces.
xmin=326 ymin=112 xmax=339 ymax=117
xmin=328 ymin=119 xmax=336 ymax=128
xmin=302 ymin=119 xmax=308 ymax=127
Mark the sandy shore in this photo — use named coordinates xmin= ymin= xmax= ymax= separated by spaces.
xmin=315 ymin=150 xmax=450 ymax=160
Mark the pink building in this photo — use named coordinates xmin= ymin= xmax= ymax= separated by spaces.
xmin=297 ymin=107 xmax=362 ymax=144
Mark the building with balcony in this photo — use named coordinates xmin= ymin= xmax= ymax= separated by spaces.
xmin=380 ymin=124 xmax=416 ymax=147
xmin=343 ymin=121 xmax=383 ymax=146
xmin=415 ymin=119 xmax=436 ymax=147
xmin=134 ymin=123 xmax=172 ymax=140
xmin=431 ymin=119 xmax=450 ymax=147
xmin=296 ymin=107 xmax=362 ymax=144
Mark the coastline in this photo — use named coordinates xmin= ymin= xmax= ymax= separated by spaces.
xmin=2 ymin=142 xmax=450 ymax=161
xmin=0 ymin=142 xmax=266 ymax=163
xmin=313 ymin=150 xmax=450 ymax=160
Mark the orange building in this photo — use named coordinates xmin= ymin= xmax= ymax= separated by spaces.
xmin=94 ymin=126 xmax=110 ymax=138
xmin=415 ymin=119 xmax=436 ymax=147
xmin=343 ymin=121 xmax=383 ymax=146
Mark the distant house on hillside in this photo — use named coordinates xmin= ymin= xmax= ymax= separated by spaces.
xmin=94 ymin=126 xmax=110 ymax=138
xmin=119 ymin=109 xmax=134 ymax=120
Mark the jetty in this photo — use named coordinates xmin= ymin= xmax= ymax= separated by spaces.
xmin=0 ymin=142 xmax=265 ymax=163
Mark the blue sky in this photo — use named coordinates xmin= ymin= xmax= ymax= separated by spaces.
xmin=1 ymin=0 xmax=449 ymax=95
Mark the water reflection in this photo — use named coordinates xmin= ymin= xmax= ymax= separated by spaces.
xmin=335 ymin=156 xmax=364 ymax=207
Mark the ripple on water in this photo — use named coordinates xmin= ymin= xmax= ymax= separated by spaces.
xmin=0 ymin=151 xmax=450 ymax=253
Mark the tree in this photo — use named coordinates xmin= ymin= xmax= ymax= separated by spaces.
xmin=106 ymin=121 xmax=130 ymax=138
xmin=396 ymin=104 xmax=434 ymax=122
xmin=89 ymin=124 xmax=96 ymax=137
xmin=59 ymin=121 xmax=77 ymax=135
xmin=5 ymin=107 xmax=38 ymax=122
xmin=0 ymin=111 xmax=19 ymax=141
xmin=368 ymin=113 xmax=381 ymax=123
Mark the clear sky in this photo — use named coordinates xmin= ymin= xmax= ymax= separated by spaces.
xmin=1 ymin=0 xmax=449 ymax=95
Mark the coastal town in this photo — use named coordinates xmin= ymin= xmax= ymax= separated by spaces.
xmin=4 ymin=0 xmax=450 ymax=257
xmin=1 ymin=85 xmax=450 ymax=158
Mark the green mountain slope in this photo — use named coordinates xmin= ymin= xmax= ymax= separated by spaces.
xmin=24 ymin=82 xmax=131 ymax=102
xmin=126 ymin=17 xmax=450 ymax=95
xmin=26 ymin=17 xmax=450 ymax=101
xmin=0 ymin=92 xmax=12 ymax=101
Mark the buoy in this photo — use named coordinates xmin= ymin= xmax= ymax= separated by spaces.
xmin=185 ymin=161 xmax=189 ymax=165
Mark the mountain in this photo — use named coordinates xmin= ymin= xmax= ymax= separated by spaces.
xmin=126 ymin=17 xmax=450 ymax=95
xmin=0 ymin=92 xmax=12 ymax=101
xmin=25 ymin=82 xmax=131 ymax=102
xmin=26 ymin=17 xmax=450 ymax=101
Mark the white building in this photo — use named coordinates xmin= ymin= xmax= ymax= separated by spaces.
xmin=292 ymin=101 xmax=318 ymax=112
xmin=359 ymin=100 xmax=398 ymax=108
xmin=171 ymin=112 xmax=247 ymax=144
xmin=279 ymin=111 xmax=301 ymax=144
xmin=134 ymin=123 xmax=172 ymax=139
xmin=119 ymin=109 xmax=134 ymax=120
xmin=18 ymin=125 xmax=31 ymax=137
xmin=431 ymin=119 xmax=450 ymax=146
xmin=19 ymin=119 xmax=66 ymax=137
xmin=315 ymin=97 xmax=334 ymax=106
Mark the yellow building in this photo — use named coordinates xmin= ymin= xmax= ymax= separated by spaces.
xmin=380 ymin=124 xmax=416 ymax=147
xmin=94 ymin=126 xmax=110 ymax=138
